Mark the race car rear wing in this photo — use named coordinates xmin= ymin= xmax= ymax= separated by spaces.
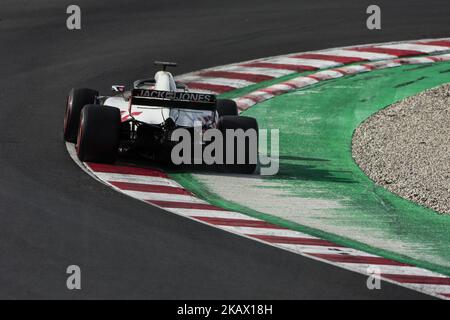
xmin=131 ymin=89 xmax=217 ymax=111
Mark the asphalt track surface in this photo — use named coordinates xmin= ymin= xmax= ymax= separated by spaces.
xmin=1 ymin=0 xmax=449 ymax=299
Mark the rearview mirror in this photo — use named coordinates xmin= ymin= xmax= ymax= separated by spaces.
xmin=111 ymin=85 xmax=126 ymax=93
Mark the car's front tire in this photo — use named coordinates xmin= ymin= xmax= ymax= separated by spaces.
xmin=76 ymin=105 xmax=121 ymax=163
xmin=218 ymin=115 xmax=258 ymax=174
xmin=64 ymin=88 xmax=99 ymax=143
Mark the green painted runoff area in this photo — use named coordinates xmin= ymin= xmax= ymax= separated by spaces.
xmin=171 ymin=62 xmax=450 ymax=275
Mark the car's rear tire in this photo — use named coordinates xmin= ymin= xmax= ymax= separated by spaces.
xmin=64 ymin=88 xmax=98 ymax=143
xmin=217 ymin=99 xmax=238 ymax=117
xmin=218 ymin=115 xmax=258 ymax=174
xmin=76 ymin=105 xmax=120 ymax=163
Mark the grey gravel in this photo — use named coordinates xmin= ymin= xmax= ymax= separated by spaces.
xmin=352 ymin=83 xmax=450 ymax=214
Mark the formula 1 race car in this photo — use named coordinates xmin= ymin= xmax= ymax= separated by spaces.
xmin=63 ymin=62 xmax=258 ymax=173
